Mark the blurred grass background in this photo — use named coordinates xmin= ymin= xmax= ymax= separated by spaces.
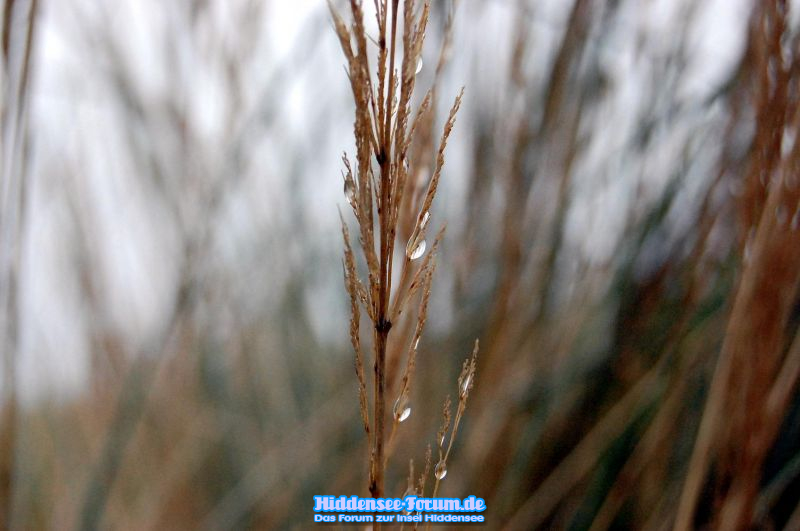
xmin=2 ymin=0 xmax=800 ymax=529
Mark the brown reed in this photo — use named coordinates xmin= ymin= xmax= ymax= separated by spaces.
xmin=329 ymin=0 xmax=478 ymax=513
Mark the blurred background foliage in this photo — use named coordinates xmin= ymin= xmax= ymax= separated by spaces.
xmin=2 ymin=0 xmax=800 ymax=529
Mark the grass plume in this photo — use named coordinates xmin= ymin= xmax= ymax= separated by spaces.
xmin=330 ymin=0 xmax=477 ymax=508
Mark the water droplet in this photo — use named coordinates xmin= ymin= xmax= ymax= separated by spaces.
xmin=419 ymin=211 xmax=430 ymax=230
xmin=405 ymin=213 xmax=430 ymax=260
xmin=393 ymin=394 xmax=411 ymax=422
xmin=415 ymin=57 xmax=423 ymax=75
xmin=434 ymin=460 xmax=447 ymax=480
xmin=344 ymin=179 xmax=356 ymax=206
xmin=439 ymin=433 xmax=446 ymax=447
xmin=407 ymin=238 xmax=426 ymax=260
xmin=460 ymin=373 xmax=472 ymax=400
xmin=413 ymin=336 xmax=420 ymax=350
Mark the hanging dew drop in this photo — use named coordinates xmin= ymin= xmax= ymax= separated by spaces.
xmin=434 ymin=460 xmax=447 ymax=480
xmin=415 ymin=57 xmax=423 ymax=75
xmin=393 ymin=394 xmax=411 ymax=422
xmin=460 ymin=373 xmax=472 ymax=399
xmin=407 ymin=238 xmax=426 ymax=260
xmin=396 ymin=404 xmax=411 ymax=422
xmin=405 ymin=213 xmax=429 ymax=260
xmin=344 ymin=179 xmax=356 ymax=206
xmin=419 ymin=211 xmax=430 ymax=230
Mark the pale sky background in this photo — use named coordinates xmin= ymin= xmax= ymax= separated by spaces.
xmin=7 ymin=0 xmax=752 ymax=402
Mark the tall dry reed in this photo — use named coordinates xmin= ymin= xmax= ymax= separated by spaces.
xmin=329 ymin=0 xmax=478 ymax=513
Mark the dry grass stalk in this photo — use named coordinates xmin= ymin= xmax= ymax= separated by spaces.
xmin=341 ymin=211 xmax=371 ymax=440
xmin=506 ymin=354 xmax=667 ymax=530
xmin=330 ymin=0 xmax=475 ymax=507
xmin=417 ymin=444 xmax=431 ymax=499
xmin=384 ymin=252 xmax=435 ymax=466
xmin=675 ymin=1 xmax=800 ymax=528
xmin=0 ymin=1 xmax=39 ymax=527
xmin=430 ymin=340 xmax=478 ymax=499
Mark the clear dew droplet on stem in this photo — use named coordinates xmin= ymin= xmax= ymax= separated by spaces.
xmin=434 ymin=460 xmax=447 ymax=480
xmin=407 ymin=238 xmax=426 ymax=260
xmin=419 ymin=211 xmax=430 ymax=230
xmin=460 ymin=373 xmax=472 ymax=400
xmin=405 ymin=212 xmax=429 ymax=260
xmin=393 ymin=394 xmax=411 ymax=422
xmin=415 ymin=57 xmax=423 ymax=75
xmin=344 ymin=179 xmax=356 ymax=206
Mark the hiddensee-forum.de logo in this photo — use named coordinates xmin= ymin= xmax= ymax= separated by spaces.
xmin=313 ymin=495 xmax=486 ymax=524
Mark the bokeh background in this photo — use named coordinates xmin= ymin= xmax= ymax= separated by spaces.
xmin=2 ymin=0 xmax=800 ymax=529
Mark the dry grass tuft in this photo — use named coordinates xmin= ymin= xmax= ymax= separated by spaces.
xmin=675 ymin=1 xmax=800 ymax=528
xmin=330 ymin=0 xmax=477 ymax=513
